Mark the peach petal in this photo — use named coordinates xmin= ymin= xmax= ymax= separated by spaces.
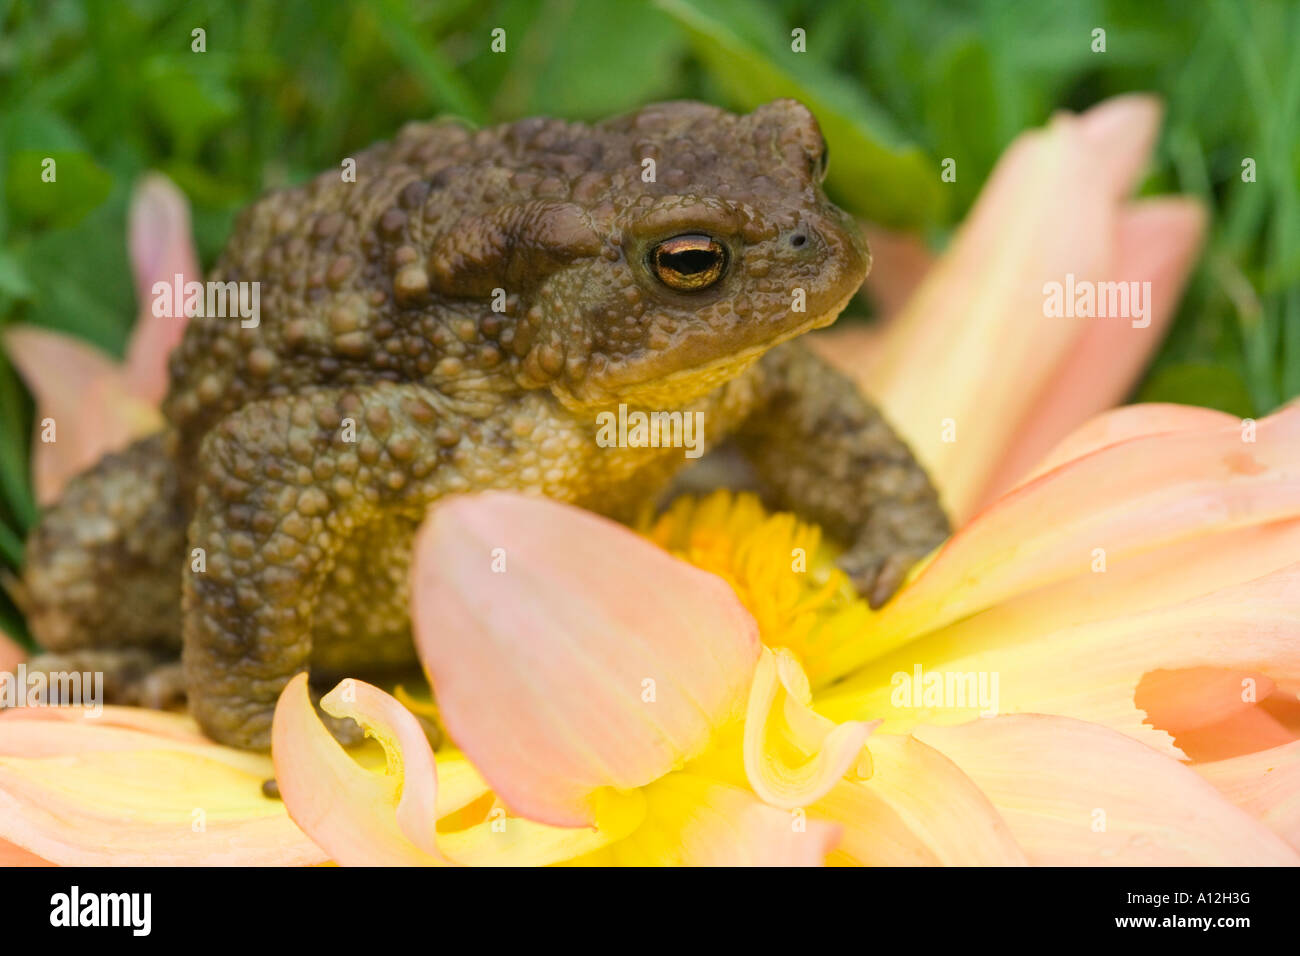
xmin=1014 ymin=403 xmax=1237 ymax=487
xmin=412 ymin=492 xmax=761 ymax=828
xmin=125 ymin=174 xmax=200 ymax=406
xmin=743 ymin=648 xmax=876 ymax=808
xmin=610 ymin=772 xmax=839 ymax=866
xmin=1196 ymin=741 xmax=1300 ymax=851
xmin=1168 ymin=705 xmax=1297 ymax=763
xmin=806 ymin=324 xmax=884 ymax=380
xmin=0 ymin=711 xmax=325 ymax=865
xmin=4 ymin=325 xmax=163 ymax=504
xmin=813 ymin=733 xmax=1027 ymax=865
xmin=0 ymin=837 xmax=52 ymax=865
xmin=1136 ymin=668 xmax=1277 ymax=738
xmin=271 ymin=674 xmax=449 ymax=866
xmin=0 ymin=628 xmax=24 ymax=674
xmin=859 ymin=222 xmax=934 ymax=318
xmin=976 ymin=200 xmax=1208 ymax=509
xmin=867 ymin=96 xmax=1165 ymax=520
xmin=821 ymin=561 xmax=1300 ymax=759
xmin=827 ymin=403 xmax=1300 ymax=676
xmin=0 ymin=704 xmax=212 ymax=744
xmin=914 ymin=715 xmax=1299 ymax=865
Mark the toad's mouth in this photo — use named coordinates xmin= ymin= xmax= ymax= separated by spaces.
xmin=550 ymin=293 xmax=854 ymax=412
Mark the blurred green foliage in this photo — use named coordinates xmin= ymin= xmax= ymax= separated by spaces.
xmin=0 ymin=0 xmax=1297 ymax=641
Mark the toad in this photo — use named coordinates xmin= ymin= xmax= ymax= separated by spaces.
xmin=19 ymin=99 xmax=948 ymax=750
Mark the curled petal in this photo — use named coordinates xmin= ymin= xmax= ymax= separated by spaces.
xmin=412 ymin=492 xmax=760 ymax=828
xmin=272 ymin=675 xmax=640 ymax=867
xmin=272 ymin=674 xmax=449 ymax=866
xmin=744 ymin=648 xmax=876 ymax=808
xmin=812 ymin=733 xmax=1027 ymax=866
xmin=915 ymin=715 xmax=1298 ymax=865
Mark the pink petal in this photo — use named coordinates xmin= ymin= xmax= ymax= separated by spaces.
xmin=858 ymin=222 xmax=934 ymax=318
xmin=271 ymin=674 xmax=449 ymax=866
xmin=813 ymin=733 xmax=1027 ymax=865
xmin=915 ymin=715 xmax=1299 ymax=865
xmin=975 ymin=199 xmax=1207 ymax=509
xmin=1196 ymin=741 xmax=1300 ymax=851
xmin=866 ymin=95 xmax=1168 ymax=521
xmin=411 ymin=493 xmax=761 ymax=828
xmin=806 ymin=324 xmax=884 ymax=380
xmin=4 ymin=325 xmax=163 ymax=504
xmin=125 ymin=174 xmax=200 ymax=406
xmin=0 ymin=627 xmax=24 ymax=674
xmin=1013 ymin=402 xmax=1237 ymax=487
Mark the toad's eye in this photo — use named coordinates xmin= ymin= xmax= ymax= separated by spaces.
xmin=649 ymin=234 xmax=728 ymax=292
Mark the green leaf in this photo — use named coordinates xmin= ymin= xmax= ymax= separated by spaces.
xmin=655 ymin=0 xmax=945 ymax=228
xmin=492 ymin=0 xmax=687 ymax=121
xmin=1135 ymin=362 xmax=1257 ymax=418
xmin=140 ymin=54 xmax=241 ymax=157
xmin=5 ymin=149 xmax=113 ymax=230
xmin=370 ymin=0 xmax=488 ymax=124
xmin=0 ymin=250 xmax=34 ymax=301
xmin=0 ymin=354 xmax=36 ymax=533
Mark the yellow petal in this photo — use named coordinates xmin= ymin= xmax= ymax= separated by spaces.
xmin=606 ymin=772 xmax=839 ymax=866
xmin=0 ymin=711 xmax=323 ymax=865
xmin=743 ymin=648 xmax=876 ymax=808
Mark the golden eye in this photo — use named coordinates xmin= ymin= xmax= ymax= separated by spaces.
xmin=649 ymin=234 xmax=728 ymax=291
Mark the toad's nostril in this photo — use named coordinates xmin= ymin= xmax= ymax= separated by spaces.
xmin=790 ymin=233 xmax=807 ymax=248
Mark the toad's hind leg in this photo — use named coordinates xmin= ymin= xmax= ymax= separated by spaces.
xmin=183 ymin=384 xmax=458 ymax=751
xmin=20 ymin=430 xmax=187 ymax=656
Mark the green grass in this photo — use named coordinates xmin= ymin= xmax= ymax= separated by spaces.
xmin=0 ymin=0 xmax=1297 ymax=633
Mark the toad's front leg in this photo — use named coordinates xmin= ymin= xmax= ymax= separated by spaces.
xmin=183 ymin=382 xmax=458 ymax=750
xmin=734 ymin=341 xmax=950 ymax=608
